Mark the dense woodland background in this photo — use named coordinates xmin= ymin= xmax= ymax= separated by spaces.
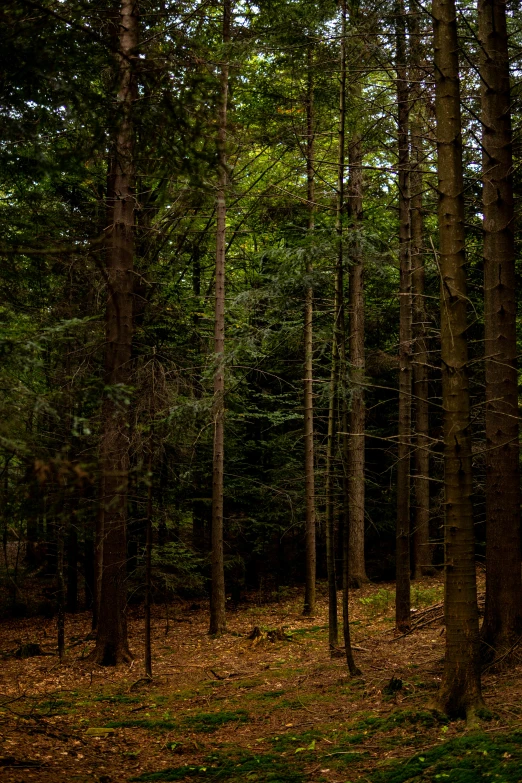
xmin=1 ymin=0 xmax=522 ymax=721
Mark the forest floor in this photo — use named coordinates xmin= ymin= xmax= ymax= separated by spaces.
xmin=2 ymin=576 xmax=522 ymax=783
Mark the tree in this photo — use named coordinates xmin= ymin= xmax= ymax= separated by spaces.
xmin=303 ymin=43 xmax=317 ymax=617
xmin=395 ymin=0 xmax=412 ymax=633
xmin=89 ymin=0 xmax=139 ymax=665
xmin=346 ymin=0 xmax=368 ymax=590
xmin=432 ymin=0 xmax=484 ymax=718
xmin=209 ymin=0 xmax=231 ymax=636
xmin=409 ymin=8 xmax=432 ymax=579
xmin=478 ymin=0 xmax=522 ymax=658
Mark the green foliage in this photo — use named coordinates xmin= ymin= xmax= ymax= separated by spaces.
xmin=358 ymin=589 xmax=396 ymax=617
xmin=132 ymin=750 xmax=305 ymax=782
xmin=369 ymin=732 xmax=522 ymax=783
xmin=182 ymin=710 xmax=249 ymax=732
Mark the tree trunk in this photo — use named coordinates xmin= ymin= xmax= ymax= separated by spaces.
xmin=66 ymin=525 xmax=78 ymax=613
xmin=432 ymin=0 xmax=484 ymax=718
xmin=395 ymin=0 xmax=412 ymax=633
xmin=57 ymin=519 xmax=65 ymax=662
xmin=89 ymin=0 xmax=138 ymax=665
xmin=326 ymin=0 xmax=349 ymax=653
xmin=144 ymin=447 xmax=153 ymax=679
xmin=209 ymin=0 xmax=230 ymax=636
xmin=303 ymin=44 xmax=316 ymax=617
xmin=346 ymin=4 xmax=368 ymax=590
xmin=409 ymin=11 xmax=432 ymax=580
xmin=478 ymin=0 xmax=522 ymax=657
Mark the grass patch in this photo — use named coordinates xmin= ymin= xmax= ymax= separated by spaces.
xmin=106 ymin=719 xmax=177 ymax=731
xmin=132 ymin=750 xmax=304 ymax=782
xmin=94 ymin=694 xmax=141 ymax=705
xmin=369 ymin=731 xmax=522 ymax=782
xmin=257 ymin=691 xmax=286 ymax=700
xmin=289 ymin=625 xmax=327 ymax=637
xmin=182 ymin=710 xmax=249 ymax=732
xmin=354 ymin=710 xmax=446 ymax=735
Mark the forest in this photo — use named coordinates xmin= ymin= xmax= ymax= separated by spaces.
xmin=1 ymin=0 xmax=522 ymax=780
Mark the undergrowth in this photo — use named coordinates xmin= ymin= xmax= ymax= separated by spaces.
xmin=132 ymin=750 xmax=305 ymax=782
xmin=368 ymin=731 xmax=522 ymax=782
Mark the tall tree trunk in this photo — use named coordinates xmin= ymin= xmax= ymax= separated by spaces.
xmin=432 ymin=0 xmax=483 ymax=718
xmin=89 ymin=0 xmax=138 ymax=665
xmin=326 ymin=0 xmax=349 ymax=653
xmin=209 ymin=0 xmax=230 ymax=636
xmin=144 ymin=444 xmax=153 ymax=678
xmin=66 ymin=524 xmax=78 ymax=613
xmin=303 ymin=44 xmax=316 ymax=617
xmin=395 ymin=0 xmax=412 ymax=633
xmin=478 ymin=0 xmax=522 ymax=656
xmin=346 ymin=2 xmax=368 ymax=590
xmin=409 ymin=11 xmax=432 ymax=580
xmin=57 ymin=516 xmax=65 ymax=662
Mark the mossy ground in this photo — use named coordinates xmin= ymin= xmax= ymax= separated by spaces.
xmin=0 ymin=577 xmax=521 ymax=782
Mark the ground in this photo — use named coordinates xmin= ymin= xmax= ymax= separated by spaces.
xmin=1 ymin=577 xmax=522 ymax=783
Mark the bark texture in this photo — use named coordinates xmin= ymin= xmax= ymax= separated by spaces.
xmin=479 ymin=0 xmax=522 ymax=656
xmin=209 ymin=0 xmax=230 ymax=636
xmin=303 ymin=44 xmax=316 ymax=617
xmin=346 ymin=14 xmax=368 ymax=589
xmin=410 ymin=12 xmax=432 ymax=579
xmin=90 ymin=0 xmax=138 ymax=665
xmin=432 ymin=0 xmax=483 ymax=718
xmin=395 ymin=0 xmax=412 ymax=632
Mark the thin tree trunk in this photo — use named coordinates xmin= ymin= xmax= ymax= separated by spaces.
xmin=56 ymin=524 xmax=65 ymax=663
xmin=326 ymin=0 xmax=349 ymax=654
xmin=144 ymin=446 xmax=153 ymax=679
xmin=303 ymin=43 xmax=316 ymax=617
xmin=395 ymin=0 xmax=412 ymax=633
xmin=478 ymin=0 xmax=522 ymax=657
xmin=89 ymin=0 xmax=138 ymax=665
xmin=209 ymin=0 xmax=230 ymax=636
xmin=66 ymin=525 xmax=78 ymax=613
xmin=346 ymin=6 xmax=368 ymax=589
xmin=432 ymin=0 xmax=483 ymax=719
xmin=409 ymin=12 xmax=432 ymax=580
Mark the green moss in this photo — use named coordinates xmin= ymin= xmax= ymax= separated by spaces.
xmin=182 ymin=710 xmax=249 ymax=732
xmin=94 ymin=694 xmax=141 ymax=704
xmin=132 ymin=751 xmax=304 ymax=782
xmin=369 ymin=732 xmax=522 ymax=783
xmin=354 ymin=710 xmax=446 ymax=734
xmin=105 ymin=719 xmax=177 ymax=731
xmin=257 ymin=691 xmax=286 ymax=700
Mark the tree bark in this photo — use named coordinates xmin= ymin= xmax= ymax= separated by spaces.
xmin=409 ymin=11 xmax=432 ymax=580
xmin=209 ymin=0 xmax=230 ymax=636
xmin=432 ymin=0 xmax=484 ymax=718
xmin=144 ymin=445 xmax=153 ymax=679
xmin=395 ymin=0 xmax=412 ymax=633
xmin=303 ymin=44 xmax=316 ymax=617
xmin=326 ymin=0 xmax=349 ymax=653
xmin=66 ymin=525 xmax=78 ymax=613
xmin=478 ymin=0 xmax=522 ymax=657
xmin=346 ymin=2 xmax=368 ymax=590
xmin=89 ymin=0 xmax=138 ymax=665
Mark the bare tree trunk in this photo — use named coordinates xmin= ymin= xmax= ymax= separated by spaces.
xmin=303 ymin=44 xmax=316 ymax=617
xmin=346 ymin=3 xmax=368 ymax=589
xmin=395 ymin=0 xmax=412 ymax=633
xmin=209 ymin=0 xmax=230 ymax=636
xmin=144 ymin=446 xmax=153 ymax=679
xmin=89 ymin=0 xmax=138 ymax=665
xmin=57 ymin=518 xmax=65 ymax=662
xmin=409 ymin=11 xmax=432 ymax=580
xmin=432 ymin=0 xmax=483 ymax=719
xmin=478 ymin=0 xmax=522 ymax=657
xmin=326 ymin=0 xmax=349 ymax=654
